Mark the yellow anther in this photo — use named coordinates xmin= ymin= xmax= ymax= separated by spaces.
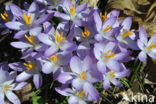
xmin=81 ymin=27 xmax=90 ymax=38
xmin=4 ymin=85 xmax=12 ymax=91
xmin=55 ymin=30 xmax=66 ymax=43
xmin=105 ymin=50 xmax=115 ymax=59
xmin=24 ymin=61 xmax=34 ymax=71
xmin=1 ymin=12 xmax=10 ymax=22
xmin=122 ymin=29 xmax=133 ymax=38
xmin=79 ymin=72 xmax=86 ymax=80
xmin=69 ymin=5 xmax=75 ymax=16
xmin=76 ymin=90 xmax=85 ymax=98
xmin=25 ymin=34 xmax=35 ymax=44
xmin=147 ymin=42 xmax=156 ymax=50
xmin=100 ymin=12 xmax=107 ymax=23
xmin=53 ymin=0 xmax=57 ymax=2
xmin=103 ymin=25 xmax=112 ymax=33
xmin=23 ymin=13 xmax=31 ymax=25
xmin=50 ymin=54 xmax=57 ymax=63
xmin=109 ymin=71 xmax=115 ymax=77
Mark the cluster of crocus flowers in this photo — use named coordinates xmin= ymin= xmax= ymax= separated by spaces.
xmin=1 ymin=0 xmax=156 ymax=104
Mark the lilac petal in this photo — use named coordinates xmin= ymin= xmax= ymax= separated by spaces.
xmin=44 ymin=46 xmax=58 ymax=57
xmin=94 ymin=34 xmax=104 ymax=42
xmin=68 ymin=96 xmax=79 ymax=104
xmin=148 ymin=35 xmax=156 ymax=46
xmin=28 ymin=2 xmax=39 ymax=22
xmin=111 ymin=79 xmax=123 ymax=87
xmin=76 ymin=3 xmax=87 ymax=13
xmin=83 ymin=82 xmax=100 ymax=101
xmin=77 ymin=43 xmax=90 ymax=59
xmin=121 ymin=17 xmax=132 ymax=30
xmin=38 ymin=33 xmax=53 ymax=45
xmin=103 ymin=17 xmax=117 ymax=29
xmin=139 ymin=26 xmax=147 ymax=45
xmin=107 ymin=60 xmax=122 ymax=72
xmin=54 ymin=12 xmax=70 ymax=20
xmin=55 ymin=87 xmax=73 ymax=96
xmin=57 ymin=51 xmax=72 ymax=65
xmin=97 ymin=61 xmax=106 ymax=74
xmin=72 ymin=78 xmax=84 ymax=90
xmin=82 ymin=56 xmax=93 ymax=71
xmin=0 ymin=70 xmax=9 ymax=84
xmin=103 ymin=79 xmax=110 ymax=89
xmin=148 ymin=50 xmax=156 ymax=59
xmin=10 ymin=3 xmax=23 ymax=17
xmin=137 ymin=39 xmax=144 ymax=50
xmin=103 ymin=42 xmax=116 ymax=53
xmin=5 ymin=91 xmax=20 ymax=104
xmin=94 ymin=43 xmax=105 ymax=60
xmin=108 ymin=10 xmax=120 ymax=18
xmin=5 ymin=22 xmax=23 ymax=30
xmin=126 ymin=38 xmax=139 ymax=50
xmin=29 ymin=27 xmax=42 ymax=36
xmin=0 ymin=93 xmax=5 ymax=104
xmin=79 ymin=100 xmax=87 ymax=104
xmin=57 ymin=72 xmax=73 ymax=84
xmin=13 ymin=82 xmax=28 ymax=90
xmin=138 ymin=51 xmax=147 ymax=62
xmin=42 ymin=62 xmax=56 ymax=74
xmin=34 ymin=13 xmax=54 ymax=26
xmin=14 ymin=30 xmax=28 ymax=39
xmin=60 ymin=41 xmax=77 ymax=51
xmin=94 ymin=11 xmax=102 ymax=32
xmin=70 ymin=56 xmax=82 ymax=74
xmin=33 ymin=74 xmax=42 ymax=89
xmin=16 ymin=71 xmax=32 ymax=82
xmin=11 ymin=42 xmax=30 ymax=49
xmin=115 ymin=69 xmax=131 ymax=78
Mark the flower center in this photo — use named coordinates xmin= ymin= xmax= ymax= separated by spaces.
xmin=82 ymin=27 xmax=90 ymax=38
xmin=109 ymin=71 xmax=115 ymax=78
xmin=24 ymin=61 xmax=34 ymax=71
xmin=103 ymin=25 xmax=112 ymax=33
xmin=76 ymin=90 xmax=85 ymax=98
xmin=122 ymin=29 xmax=133 ymax=38
xmin=79 ymin=71 xmax=86 ymax=80
xmin=69 ymin=5 xmax=75 ymax=16
xmin=100 ymin=12 xmax=107 ymax=23
xmin=52 ymin=0 xmax=57 ymax=2
xmin=105 ymin=50 xmax=115 ymax=59
xmin=25 ymin=34 xmax=35 ymax=44
xmin=23 ymin=13 xmax=31 ymax=25
xmin=4 ymin=85 xmax=12 ymax=91
xmin=147 ymin=42 xmax=156 ymax=50
xmin=1 ymin=12 xmax=10 ymax=22
xmin=55 ymin=30 xmax=66 ymax=43
xmin=50 ymin=54 xmax=57 ymax=63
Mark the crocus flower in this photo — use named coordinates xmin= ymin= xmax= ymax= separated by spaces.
xmin=40 ymin=51 xmax=72 ymax=74
xmin=38 ymin=28 xmax=77 ymax=57
xmin=137 ymin=26 xmax=156 ymax=62
xmin=57 ymin=56 xmax=100 ymax=101
xmin=102 ymin=64 xmax=131 ymax=89
xmin=94 ymin=42 xmax=125 ymax=73
xmin=0 ymin=69 xmax=27 ymax=104
xmin=55 ymin=0 xmax=90 ymax=26
xmin=56 ymin=86 xmax=95 ymax=104
xmin=11 ymin=56 xmax=42 ymax=89
xmin=5 ymin=2 xmax=54 ymax=39
xmin=94 ymin=11 xmax=117 ymax=41
xmin=11 ymin=33 xmax=47 ymax=58
xmin=0 ymin=4 xmax=14 ymax=35
xmin=116 ymin=17 xmax=138 ymax=52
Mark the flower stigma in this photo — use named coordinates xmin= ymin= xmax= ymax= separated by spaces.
xmin=24 ymin=61 xmax=34 ymax=71
xmin=23 ymin=13 xmax=31 ymax=25
xmin=69 ymin=5 xmax=75 ymax=16
xmin=82 ymin=27 xmax=90 ymax=38
xmin=147 ymin=42 xmax=156 ymax=50
xmin=4 ymin=85 xmax=12 ymax=91
xmin=103 ymin=25 xmax=112 ymax=33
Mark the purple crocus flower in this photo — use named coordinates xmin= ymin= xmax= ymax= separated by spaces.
xmin=94 ymin=42 xmax=126 ymax=73
xmin=9 ymin=56 xmax=42 ymax=89
xmin=93 ymin=11 xmax=117 ymax=41
xmin=137 ymin=26 xmax=156 ymax=62
xmin=0 ymin=69 xmax=27 ymax=104
xmin=5 ymin=2 xmax=54 ymax=39
xmin=57 ymin=56 xmax=100 ymax=101
xmin=102 ymin=64 xmax=131 ymax=89
xmin=40 ymin=51 xmax=72 ymax=74
xmin=56 ymin=86 xmax=95 ymax=104
xmin=38 ymin=27 xmax=77 ymax=57
xmin=115 ymin=17 xmax=139 ymax=52
xmin=54 ymin=0 xmax=90 ymax=26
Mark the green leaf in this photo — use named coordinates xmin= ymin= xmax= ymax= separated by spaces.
xmin=119 ymin=78 xmax=130 ymax=89
xmin=32 ymin=96 xmax=44 ymax=104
